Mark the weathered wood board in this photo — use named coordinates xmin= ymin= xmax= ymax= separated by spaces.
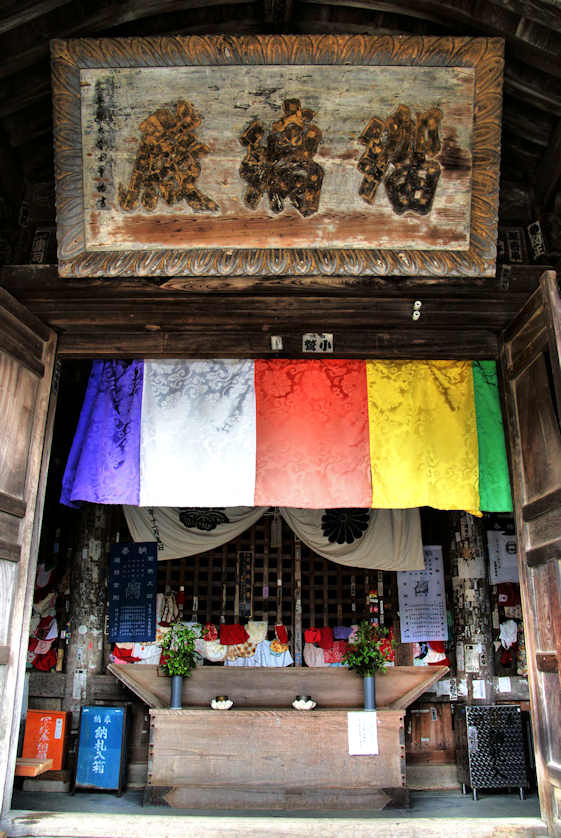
xmin=81 ymin=65 xmax=473 ymax=253
xmin=51 ymin=35 xmax=503 ymax=278
xmin=107 ymin=663 xmax=449 ymax=710
xmin=146 ymin=708 xmax=406 ymax=810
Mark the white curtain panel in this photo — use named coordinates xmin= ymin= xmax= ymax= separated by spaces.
xmin=139 ymin=359 xmax=256 ymax=506
xmin=123 ymin=504 xmax=424 ymax=571
xmin=280 ymin=507 xmax=424 ymax=571
xmin=123 ymin=505 xmax=267 ymax=561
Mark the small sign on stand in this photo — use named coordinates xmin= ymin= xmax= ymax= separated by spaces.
xmin=73 ymin=706 xmax=127 ymax=794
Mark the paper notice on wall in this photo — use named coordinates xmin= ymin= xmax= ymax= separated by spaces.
xmin=456 ymin=643 xmax=465 ymax=671
xmin=397 ymin=546 xmax=448 ymax=643
xmin=436 ymin=679 xmax=451 ymax=697
xmin=487 ymin=530 xmax=519 ymax=584
xmin=72 ymin=668 xmax=87 ymax=701
xmin=464 ymin=643 xmax=482 ymax=673
xmin=497 ymin=676 xmax=512 ymax=693
xmin=472 ymin=679 xmax=486 ymax=699
xmin=348 ymin=711 xmax=379 ymax=755
xmin=457 ymin=554 xmax=486 ymax=579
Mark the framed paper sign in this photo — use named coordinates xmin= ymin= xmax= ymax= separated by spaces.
xmin=51 ymin=35 xmax=503 ymax=278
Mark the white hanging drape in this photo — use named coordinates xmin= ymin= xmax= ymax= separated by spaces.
xmin=123 ymin=505 xmax=423 ymax=571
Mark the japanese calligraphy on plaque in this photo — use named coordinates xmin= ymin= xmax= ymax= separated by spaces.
xmin=239 ymin=98 xmax=324 ymax=217
xmin=118 ymin=100 xmax=219 ymax=213
xmin=53 ymin=35 xmax=502 ymax=276
xmin=358 ymin=105 xmax=444 ymax=214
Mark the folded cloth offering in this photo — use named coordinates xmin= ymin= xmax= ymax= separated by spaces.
xmin=220 ymin=623 xmax=250 ymax=645
xmin=318 ymin=626 xmax=334 ymax=649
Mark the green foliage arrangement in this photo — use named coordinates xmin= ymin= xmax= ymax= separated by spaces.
xmin=343 ymin=620 xmax=394 ymax=677
xmin=160 ymin=622 xmax=199 ymax=678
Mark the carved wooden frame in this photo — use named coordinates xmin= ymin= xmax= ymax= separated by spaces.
xmin=51 ymin=35 xmax=503 ymax=278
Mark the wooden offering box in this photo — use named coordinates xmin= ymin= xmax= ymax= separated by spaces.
xmin=111 ymin=666 xmax=450 ymax=811
xmin=146 ymin=708 xmax=406 ymax=811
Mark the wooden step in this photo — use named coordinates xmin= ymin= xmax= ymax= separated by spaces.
xmin=14 ymin=757 xmax=53 ymax=777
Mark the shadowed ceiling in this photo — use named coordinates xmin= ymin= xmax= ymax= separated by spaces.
xmin=1 ymin=0 xmax=560 ymax=266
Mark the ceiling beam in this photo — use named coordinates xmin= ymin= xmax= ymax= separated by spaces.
xmin=0 ymin=0 xmax=74 ymax=36
xmin=534 ymin=117 xmax=561 ymax=211
xmin=487 ymin=0 xmax=561 ymax=34
xmin=296 ymin=0 xmax=561 ymax=79
xmin=263 ymin=0 xmax=294 ymax=25
xmin=0 ymin=0 xmax=260 ymax=80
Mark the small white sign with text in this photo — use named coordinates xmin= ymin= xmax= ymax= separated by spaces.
xmin=348 ymin=711 xmax=379 ymax=756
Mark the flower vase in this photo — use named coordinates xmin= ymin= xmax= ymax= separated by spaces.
xmin=170 ymin=674 xmax=183 ymax=709
xmin=363 ymin=674 xmax=376 ymax=711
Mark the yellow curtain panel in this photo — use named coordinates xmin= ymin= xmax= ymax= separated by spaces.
xmin=367 ymin=360 xmax=481 ymax=511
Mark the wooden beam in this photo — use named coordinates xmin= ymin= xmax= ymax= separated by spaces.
xmin=535 ymin=117 xmax=561 ymax=211
xmin=0 ymin=492 xmax=26 ymax=519
xmin=297 ymin=0 xmax=561 ymax=80
xmin=1 ymin=263 xmax=548 ymax=361
xmin=488 ymin=0 xmax=561 ymax=34
xmin=14 ymin=758 xmax=53 ymax=777
xmin=0 ymin=1 xmax=74 ymax=36
xmin=0 ymin=539 xmax=20 ymax=564
xmin=0 ymin=0 xmax=260 ymax=80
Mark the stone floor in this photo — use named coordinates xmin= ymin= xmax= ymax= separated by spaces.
xmin=6 ymin=790 xmax=548 ymax=838
xmin=10 ymin=786 xmax=542 ymax=817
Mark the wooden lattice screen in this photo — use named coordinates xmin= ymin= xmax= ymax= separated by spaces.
xmin=156 ymin=513 xmax=398 ymax=664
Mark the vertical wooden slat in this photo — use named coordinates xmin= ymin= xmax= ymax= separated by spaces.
xmin=250 ymin=527 xmax=256 ymax=619
xmin=322 ymin=559 xmax=329 ymax=627
xmin=336 ymin=564 xmax=343 ymax=623
xmin=276 ymin=539 xmax=283 ymax=625
xmin=191 ymin=557 xmax=200 ymax=622
xmin=262 ymin=517 xmax=269 ymax=623
xmin=220 ymin=544 xmax=227 ymax=624
xmin=293 ymin=537 xmax=302 ymax=666
xmin=206 ymin=554 xmax=213 ymax=624
xmin=234 ymin=552 xmax=240 ymax=622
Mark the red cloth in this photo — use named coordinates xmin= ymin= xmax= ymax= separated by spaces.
xmin=428 ymin=656 xmax=450 ymax=667
xmin=497 ymin=583 xmax=521 ymax=607
xmin=275 ymin=624 xmax=288 ymax=644
xmin=305 ymin=628 xmax=321 ymax=643
xmin=324 ymin=640 xmax=349 ymax=663
xmin=254 ymin=360 xmax=372 ymax=507
xmin=220 ymin=624 xmax=249 ymax=646
xmin=318 ymin=627 xmax=334 ymax=650
xmin=112 ymin=646 xmax=140 ymax=663
xmin=428 ymin=640 xmax=446 ymax=654
xmin=32 ymin=648 xmax=57 ymax=671
xmin=202 ymin=623 xmax=218 ymax=641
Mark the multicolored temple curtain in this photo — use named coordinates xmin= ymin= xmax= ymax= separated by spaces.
xmin=61 ymin=359 xmax=512 ymax=513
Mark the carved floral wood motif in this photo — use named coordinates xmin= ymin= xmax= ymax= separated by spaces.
xmin=51 ymin=35 xmax=503 ymax=278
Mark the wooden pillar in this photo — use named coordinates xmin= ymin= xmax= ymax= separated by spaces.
xmin=448 ymin=511 xmax=495 ymax=705
xmin=63 ymin=503 xmax=114 ymax=724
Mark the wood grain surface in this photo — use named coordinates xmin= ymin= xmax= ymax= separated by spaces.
xmin=147 ymin=707 xmax=405 ymax=809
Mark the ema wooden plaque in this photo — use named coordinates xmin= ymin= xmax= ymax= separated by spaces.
xmin=51 ymin=35 xmax=503 ymax=278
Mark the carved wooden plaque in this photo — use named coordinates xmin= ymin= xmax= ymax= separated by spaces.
xmin=51 ymin=36 xmax=503 ymax=278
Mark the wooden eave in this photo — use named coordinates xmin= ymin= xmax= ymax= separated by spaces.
xmin=0 ymin=264 xmax=550 ymax=360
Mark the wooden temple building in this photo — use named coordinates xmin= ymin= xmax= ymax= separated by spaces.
xmin=1 ymin=3 xmax=561 ymax=838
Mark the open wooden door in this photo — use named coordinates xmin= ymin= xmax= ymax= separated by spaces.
xmin=501 ymin=270 xmax=561 ymax=837
xmin=0 ymin=287 xmax=56 ymax=817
